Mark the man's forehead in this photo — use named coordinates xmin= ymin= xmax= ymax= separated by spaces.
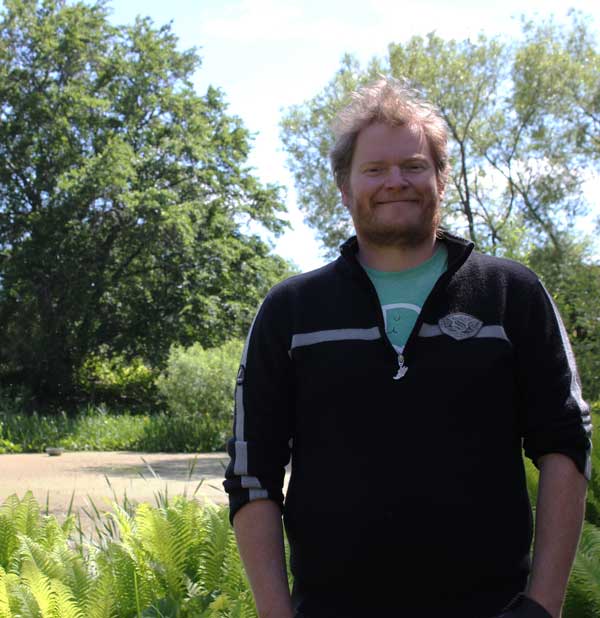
xmin=353 ymin=121 xmax=430 ymax=158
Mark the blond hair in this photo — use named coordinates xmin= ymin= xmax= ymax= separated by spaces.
xmin=330 ymin=77 xmax=449 ymax=192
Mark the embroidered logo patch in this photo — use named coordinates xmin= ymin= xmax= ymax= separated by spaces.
xmin=438 ymin=313 xmax=483 ymax=340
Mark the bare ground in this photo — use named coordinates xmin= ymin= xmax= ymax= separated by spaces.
xmin=0 ymin=451 xmax=232 ymax=531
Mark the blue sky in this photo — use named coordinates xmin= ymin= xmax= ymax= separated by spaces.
xmin=109 ymin=0 xmax=600 ymax=272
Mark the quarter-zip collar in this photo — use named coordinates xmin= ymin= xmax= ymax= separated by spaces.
xmin=336 ymin=231 xmax=475 ymax=380
xmin=338 ymin=231 xmax=474 ymax=275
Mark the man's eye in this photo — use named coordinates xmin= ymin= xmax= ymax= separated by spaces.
xmin=364 ymin=167 xmax=383 ymax=174
xmin=404 ymin=164 xmax=425 ymax=172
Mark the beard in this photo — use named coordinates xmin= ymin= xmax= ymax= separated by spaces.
xmin=351 ymin=198 xmax=441 ymax=249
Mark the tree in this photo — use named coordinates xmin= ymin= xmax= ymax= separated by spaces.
xmin=280 ymin=13 xmax=599 ymax=258
xmin=0 ymin=0 xmax=293 ymax=402
xmin=525 ymin=240 xmax=600 ymax=402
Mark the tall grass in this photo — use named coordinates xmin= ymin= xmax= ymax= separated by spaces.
xmin=0 ymin=406 xmax=229 ymax=454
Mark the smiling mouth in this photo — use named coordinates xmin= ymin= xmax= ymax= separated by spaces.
xmin=376 ymin=199 xmax=419 ymax=205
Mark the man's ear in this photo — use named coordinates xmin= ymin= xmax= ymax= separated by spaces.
xmin=340 ymin=183 xmax=351 ymax=208
xmin=436 ymin=177 xmax=446 ymax=203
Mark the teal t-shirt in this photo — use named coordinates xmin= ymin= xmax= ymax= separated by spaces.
xmin=362 ymin=245 xmax=448 ymax=352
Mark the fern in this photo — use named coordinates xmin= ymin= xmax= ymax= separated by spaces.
xmin=20 ymin=560 xmax=53 ymax=617
xmin=135 ymin=503 xmax=190 ymax=597
xmin=8 ymin=493 xmax=41 ymax=541
xmin=48 ymin=579 xmax=84 ymax=618
xmin=0 ymin=516 xmax=17 ymax=571
xmin=565 ymin=521 xmax=600 ymax=616
xmin=1 ymin=493 xmax=258 ymax=618
xmin=82 ymin=570 xmax=116 ymax=618
xmin=196 ymin=506 xmax=232 ymax=594
xmin=0 ymin=566 xmax=12 ymax=618
xmin=97 ymin=544 xmax=139 ymax=617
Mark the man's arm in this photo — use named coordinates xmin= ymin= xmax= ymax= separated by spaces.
xmin=234 ymin=499 xmax=294 ymax=618
xmin=525 ymin=453 xmax=587 ymax=618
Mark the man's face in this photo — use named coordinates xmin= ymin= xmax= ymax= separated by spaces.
xmin=341 ymin=122 xmax=442 ymax=248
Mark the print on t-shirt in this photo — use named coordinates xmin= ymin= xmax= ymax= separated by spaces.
xmin=382 ymin=303 xmax=421 ymax=352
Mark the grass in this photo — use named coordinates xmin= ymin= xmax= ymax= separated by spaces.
xmin=0 ymin=405 xmax=230 ymax=454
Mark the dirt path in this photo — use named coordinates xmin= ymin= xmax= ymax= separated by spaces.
xmin=0 ymin=451 xmax=233 ymax=530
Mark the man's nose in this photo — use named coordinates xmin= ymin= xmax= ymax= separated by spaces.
xmin=384 ymin=166 xmax=409 ymax=188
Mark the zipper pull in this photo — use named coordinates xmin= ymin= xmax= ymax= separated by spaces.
xmin=393 ymin=354 xmax=408 ymax=380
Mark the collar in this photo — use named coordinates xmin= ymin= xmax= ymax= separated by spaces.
xmin=339 ymin=230 xmax=474 ymax=271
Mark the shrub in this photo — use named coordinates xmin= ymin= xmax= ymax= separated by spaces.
xmin=156 ymin=340 xmax=243 ymax=450
xmin=76 ymin=351 xmax=159 ymax=410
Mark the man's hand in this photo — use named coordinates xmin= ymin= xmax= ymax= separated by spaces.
xmin=495 ymin=593 xmax=553 ymax=618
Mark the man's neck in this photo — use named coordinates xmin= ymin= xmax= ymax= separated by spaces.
xmin=357 ymin=234 xmax=438 ymax=272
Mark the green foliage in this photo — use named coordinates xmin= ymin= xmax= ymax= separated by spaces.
xmin=524 ymin=405 xmax=600 ymax=529
xmin=134 ymin=410 xmax=224 ymax=454
xmin=157 ymin=340 xmax=242 ymax=420
xmin=0 ymin=492 xmax=257 ymax=618
xmin=564 ymin=521 xmax=600 ymax=617
xmin=76 ymin=351 xmax=160 ymax=410
xmin=585 ymin=406 xmax=600 ymax=528
xmin=0 ymin=436 xmax=21 ymax=455
xmin=524 ymin=241 xmax=600 ymax=401
xmin=280 ymin=13 xmax=599 ymax=258
xmin=0 ymin=0 xmax=293 ymax=404
xmin=0 ymin=403 xmax=230 ymax=454
xmin=155 ymin=340 xmax=244 ymax=451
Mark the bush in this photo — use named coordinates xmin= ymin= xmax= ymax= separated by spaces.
xmin=156 ymin=340 xmax=243 ymax=450
xmin=76 ymin=351 xmax=159 ymax=410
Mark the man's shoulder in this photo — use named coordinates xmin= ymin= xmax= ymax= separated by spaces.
xmin=266 ymin=259 xmax=342 ymax=301
xmin=465 ymin=250 xmax=540 ymax=286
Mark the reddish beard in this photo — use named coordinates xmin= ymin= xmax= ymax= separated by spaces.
xmin=351 ymin=198 xmax=441 ymax=248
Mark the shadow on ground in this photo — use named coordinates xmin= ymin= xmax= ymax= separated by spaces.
xmin=79 ymin=455 xmax=228 ymax=482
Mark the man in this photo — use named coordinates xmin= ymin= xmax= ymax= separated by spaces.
xmin=224 ymin=78 xmax=592 ymax=618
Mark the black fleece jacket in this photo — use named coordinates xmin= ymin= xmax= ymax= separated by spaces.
xmin=224 ymin=233 xmax=592 ymax=617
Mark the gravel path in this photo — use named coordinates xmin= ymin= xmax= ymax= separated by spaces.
xmin=0 ymin=451 xmax=233 ymax=529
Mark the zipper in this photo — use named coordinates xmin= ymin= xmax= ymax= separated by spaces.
xmin=399 ymin=244 xmax=473 ymax=372
xmin=344 ymin=236 xmax=474 ymax=381
xmin=393 ymin=354 xmax=408 ymax=380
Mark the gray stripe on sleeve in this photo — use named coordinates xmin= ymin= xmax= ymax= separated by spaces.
xmin=233 ymin=440 xmax=248 ymax=476
xmin=540 ymin=283 xmax=590 ymax=419
xmin=235 ymin=387 xmax=245 ymax=442
xmin=291 ymin=327 xmax=380 ymax=350
xmin=241 ymin=476 xmax=263 ymax=489
xmin=249 ymin=489 xmax=269 ymax=501
xmin=233 ymin=306 xmax=263 ymax=475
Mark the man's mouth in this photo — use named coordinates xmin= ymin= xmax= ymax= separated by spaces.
xmin=376 ymin=199 xmax=419 ymax=205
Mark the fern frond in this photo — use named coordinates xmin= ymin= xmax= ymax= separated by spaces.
xmin=0 ymin=566 xmax=13 ymax=618
xmin=16 ymin=537 xmax=64 ymax=582
xmin=11 ymin=493 xmax=41 ymax=540
xmin=135 ymin=503 xmax=190 ymax=597
xmin=0 ymin=516 xmax=17 ymax=571
xmin=196 ymin=506 xmax=234 ymax=594
xmin=20 ymin=559 xmax=53 ymax=617
xmin=82 ymin=571 xmax=116 ymax=618
xmin=49 ymin=579 xmax=84 ymax=618
xmin=566 ymin=522 xmax=600 ymax=616
xmin=97 ymin=542 xmax=154 ymax=617
xmin=52 ymin=545 xmax=90 ymax=607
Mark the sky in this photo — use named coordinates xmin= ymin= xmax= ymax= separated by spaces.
xmin=109 ymin=0 xmax=600 ymax=272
